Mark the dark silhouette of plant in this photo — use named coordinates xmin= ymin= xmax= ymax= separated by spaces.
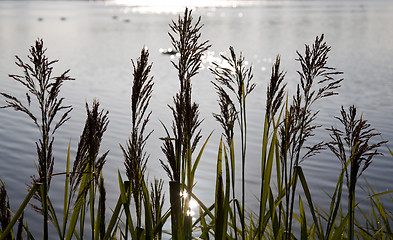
xmin=0 ymin=180 xmax=11 ymax=240
xmin=68 ymin=100 xmax=109 ymax=239
xmin=121 ymin=47 xmax=154 ymax=228
xmin=327 ymin=105 xmax=387 ymax=240
xmin=212 ymin=75 xmax=238 ymax=148
xmin=0 ymin=39 xmax=73 ymax=240
xmin=160 ymin=8 xmax=210 ymax=240
xmin=212 ymin=79 xmax=238 ymax=238
xmin=150 ymin=178 xmax=165 ymax=240
xmin=70 ymin=100 xmax=109 ymax=192
xmin=265 ymin=56 xmax=286 ymax=130
xmin=211 ymin=46 xmax=255 ymax=239
xmin=169 ymin=7 xmax=209 ymax=151
xmin=279 ymin=34 xmax=343 ymax=239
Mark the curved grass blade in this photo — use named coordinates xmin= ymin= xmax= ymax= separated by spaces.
xmin=325 ymin=167 xmax=345 ymax=239
xmin=62 ymin=141 xmax=71 ymax=238
xmin=191 ymin=131 xmax=213 ymax=181
xmin=0 ymin=183 xmax=40 ymax=240
xmin=296 ymin=166 xmax=323 ymax=239
xmin=299 ymin=195 xmax=308 ymax=240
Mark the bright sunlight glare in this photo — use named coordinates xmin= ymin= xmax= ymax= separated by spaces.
xmin=110 ymin=0 xmax=261 ymax=14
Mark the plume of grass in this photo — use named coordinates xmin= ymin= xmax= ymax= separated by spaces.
xmin=66 ymin=100 xmax=109 ymax=240
xmin=212 ymin=73 xmax=238 ymax=238
xmin=265 ymin=56 xmax=286 ymax=130
xmin=278 ymin=34 xmax=343 ymax=239
xmin=160 ymin=8 xmax=210 ymax=240
xmin=121 ymin=47 xmax=154 ymax=229
xmin=256 ymin=55 xmax=286 ymax=239
xmin=327 ymin=105 xmax=387 ymax=240
xmin=210 ymin=46 xmax=255 ymax=239
xmin=0 ymin=39 xmax=73 ymax=240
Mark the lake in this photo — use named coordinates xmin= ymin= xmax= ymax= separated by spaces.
xmin=1 ymin=0 xmax=393 ymax=237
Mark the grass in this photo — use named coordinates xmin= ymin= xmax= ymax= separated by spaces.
xmin=1 ymin=8 xmax=393 ymax=240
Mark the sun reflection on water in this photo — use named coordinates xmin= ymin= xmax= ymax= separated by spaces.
xmin=109 ymin=0 xmax=261 ymax=14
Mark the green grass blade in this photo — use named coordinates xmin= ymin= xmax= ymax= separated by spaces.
xmin=23 ymin=220 xmax=35 ymax=240
xmin=79 ymin=195 xmax=86 ymax=239
xmin=326 ymin=168 xmax=345 ymax=239
xmin=331 ymin=214 xmax=349 ymax=240
xmin=269 ymin=187 xmax=279 ymax=239
xmin=47 ymin=197 xmax=62 ymax=238
xmin=223 ymin=145 xmax=230 ymax=237
xmin=0 ymin=183 xmax=40 ymax=240
xmin=95 ymin=175 xmax=106 ymax=240
xmin=103 ymin=196 xmax=123 ymax=240
xmin=215 ymin=138 xmax=224 ymax=239
xmin=142 ymin=179 xmax=153 ymax=240
xmin=299 ymin=195 xmax=308 ymax=240
xmin=365 ymin=179 xmax=392 ymax=235
xmin=89 ymin=165 xmax=95 ymax=239
xmin=199 ymin=207 xmax=210 ymax=240
xmin=117 ymin=174 xmax=136 ymax=239
xmin=191 ymin=131 xmax=213 ymax=182
xmin=65 ymin=168 xmax=89 ymax=240
xmin=153 ymin=209 xmax=171 ymax=237
xmin=296 ymin=166 xmax=323 ymax=239
xmin=62 ymin=141 xmax=71 ymax=238
xmin=258 ymin=116 xmax=278 ymax=237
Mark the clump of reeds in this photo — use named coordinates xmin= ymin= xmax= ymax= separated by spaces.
xmin=121 ymin=47 xmax=154 ymax=228
xmin=327 ymin=105 xmax=387 ymax=239
xmin=2 ymin=10 xmax=393 ymax=240
xmin=0 ymin=39 xmax=73 ymax=240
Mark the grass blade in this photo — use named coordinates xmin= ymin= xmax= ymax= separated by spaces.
xmin=62 ymin=141 xmax=71 ymax=238
xmin=0 ymin=183 xmax=40 ymax=240
xmin=296 ymin=166 xmax=323 ymax=239
xmin=299 ymin=195 xmax=307 ymax=240
xmin=214 ymin=138 xmax=224 ymax=239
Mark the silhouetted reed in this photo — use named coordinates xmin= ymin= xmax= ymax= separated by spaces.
xmin=265 ymin=55 xmax=286 ymax=129
xmin=167 ymin=7 xmax=210 ymax=153
xmin=68 ymin=100 xmax=109 ymax=239
xmin=71 ymin=100 xmax=109 ymax=192
xmin=161 ymin=8 xmax=210 ymax=240
xmin=211 ymin=46 xmax=255 ymax=239
xmin=121 ymin=47 xmax=154 ymax=228
xmin=327 ymin=105 xmax=387 ymax=239
xmin=277 ymin=34 xmax=343 ymax=239
xmin=0 ymin=39 xmax=73 ymax=240
xmin=213 ymin=86 xmax=237 ymax=147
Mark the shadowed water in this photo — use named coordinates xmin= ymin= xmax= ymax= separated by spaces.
xmin=1 ymin=0 xmax=393 ymax=237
